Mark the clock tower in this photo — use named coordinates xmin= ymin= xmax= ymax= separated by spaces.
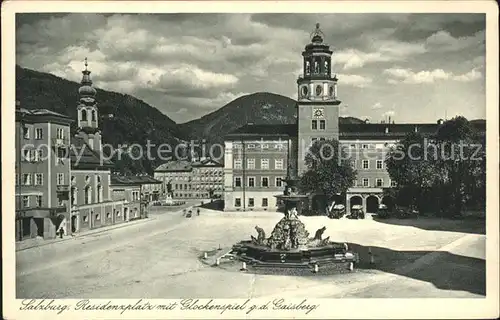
xmin=296 ymin=23 xmax=341 ymax=174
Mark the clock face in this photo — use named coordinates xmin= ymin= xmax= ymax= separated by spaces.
xmin=301 ymin=86 xmax=309 ymax=98
xmin=313 ymin=108 xmax=324 ymax=118
xmin=315 ymin=85 xmax=323 ymax=96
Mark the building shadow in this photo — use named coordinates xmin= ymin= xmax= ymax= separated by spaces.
xmin=200 ymin=199 xmax=224 ymax=211
xmin=371 ymin=216 xmax=485 ymax=235
xmin=348 ymin=242 xmax=486 ymax=296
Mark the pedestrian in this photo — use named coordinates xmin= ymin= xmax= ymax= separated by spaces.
xmin=182 ymin=209 xmax=187 ymax=216
xmin=58 ymin=227 xmax=64 ymax=239
xmin=197 ymin=208 xmax=200 ymax=216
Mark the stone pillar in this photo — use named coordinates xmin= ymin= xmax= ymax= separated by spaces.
xmin=362 ymin=196 xmax=367 ymax=213
xmin=346 ymin=195 xmax=351 ymax=215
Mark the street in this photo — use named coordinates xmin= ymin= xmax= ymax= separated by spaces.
xmin=16 ymin=208 xmax=485 ymax=299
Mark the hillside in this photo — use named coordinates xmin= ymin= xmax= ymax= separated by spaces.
xmin=179 ymin=92 xmax=364 ymax=143
xmin=16 ymin=65 xmax=186 ymax=174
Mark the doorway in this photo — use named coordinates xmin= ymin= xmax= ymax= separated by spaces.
xmin=71 ymin=215 xmax=78 ymax=233
xmin=366 ymin=196 xmax=380 ymax=213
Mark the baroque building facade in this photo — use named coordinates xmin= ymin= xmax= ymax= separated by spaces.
xmin=223 ymin=24 xmax=486 ymax=214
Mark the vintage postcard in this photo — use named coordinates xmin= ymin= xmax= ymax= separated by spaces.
xmin=2 ymin=1 xmax=499 ymax=319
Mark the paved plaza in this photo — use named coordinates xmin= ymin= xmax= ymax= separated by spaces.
xmin=16 ymin=207 xmax=486 ymax=299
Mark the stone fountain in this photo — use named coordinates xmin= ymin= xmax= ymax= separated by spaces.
xmin=230 ymin=170 xmax=359 ymax=270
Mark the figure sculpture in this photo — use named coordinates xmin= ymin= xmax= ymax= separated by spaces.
xmin=313 ymin=226 xmax=326 ymax=240
xmin=251 ymin=225 xmax=267 ymax=245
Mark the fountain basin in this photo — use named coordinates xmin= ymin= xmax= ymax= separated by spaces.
xmin=231 ymin=240 xmax=359 ymax=268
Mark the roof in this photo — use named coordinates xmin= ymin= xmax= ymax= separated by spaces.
xmin=192 ymin=158 xmax=223 ymax=167
xmin=225 ymin=124 xmax=298 ymax=140
xmin=70 ymin=136 xmax=114 ymax=170
xmin=155 ymin=160 xmax=193 ymax=172
xmin=16 ymin=108 xmax=72 ymax=125
xmin=339 ymin=122 xmax=486 ymax=140
xmin=110 ymin=174 xmax=162 ymax=186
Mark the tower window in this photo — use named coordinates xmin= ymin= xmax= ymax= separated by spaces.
xmin=315 ymin=85 xmax=323 ymax=96
xmin=311 ymin=120 xmax=318 ymax=130
xmin=319 ymin=120 xmax=326 ymax=130
xmin=81 ymin=109 xmax=87 ymax=121
xmin=92 ymin=110 xmax=97 ymax=122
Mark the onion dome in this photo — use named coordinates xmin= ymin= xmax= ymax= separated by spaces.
xmin=78 ymin=58 xmax=97 ymax=97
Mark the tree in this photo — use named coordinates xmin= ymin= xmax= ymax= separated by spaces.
xmin=385 ymin=132 xmax=441 ymax=212
xmin=434 ymin=116 xmax=485 ymax=216
xmin=299 ymin=139 xmax=357 ymax=205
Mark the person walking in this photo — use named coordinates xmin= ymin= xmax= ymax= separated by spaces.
xmin=58 ymin=227 xmax=64 ymax=239
xmin=197 ymin=208 xmax=200 ymax=216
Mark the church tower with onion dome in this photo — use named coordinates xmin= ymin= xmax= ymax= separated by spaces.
xmin=76 ymin=58 xmax=102 ymax=153
xmin=296 ymin=23 xmax=342 ymax=174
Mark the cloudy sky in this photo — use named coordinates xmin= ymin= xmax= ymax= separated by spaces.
xmin=16 ymin=13 xmax=485 ymax=123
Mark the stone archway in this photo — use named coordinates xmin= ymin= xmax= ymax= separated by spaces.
xmin=366 ymin=195 xmax=380 ymax=213
xmin=349 ymin=195 xmax=362 ymax=209
xmin=382 ymin=196 xmax=395 ymax=211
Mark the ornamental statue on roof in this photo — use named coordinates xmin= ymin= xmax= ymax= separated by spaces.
xmin=310 ymin=23 xmax=325 ymax=43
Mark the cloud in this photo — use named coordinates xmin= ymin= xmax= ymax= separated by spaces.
xmin=15 ymin=13 xmax=486 ymax=123
xmin=371 ymin=102 xmax=383 ymax=109
xmin=425 ymin=30 xmax=485 ymax=52
xmin=338 ymin=74 xmax=373 ymax=87
xmin=382 ymin=110 xmax=395 ymax=117
xmin=383 ymin=67 xmax=481 ymax=84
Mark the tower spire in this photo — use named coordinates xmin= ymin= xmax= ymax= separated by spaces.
xmin=84 ymin=57 xmax=88 ymax=71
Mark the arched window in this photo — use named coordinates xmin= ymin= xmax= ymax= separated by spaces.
xmin=85 ymin=175 xmax=90 ymax=184
xmin=71 ymin=187 xmax=77 ymax=206
xmin=97 ymin=185 xmax=102 ymax=203
xmin=81 ymin=109 xmax=87 ymax=121
xmin=92 ymin=110 xmax=97 ymax=122
xmin=85 ymin=186 xmax=92 ymax=204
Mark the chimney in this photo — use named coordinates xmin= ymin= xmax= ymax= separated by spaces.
xmin=388 ymin=116 xmax=391 ymax=124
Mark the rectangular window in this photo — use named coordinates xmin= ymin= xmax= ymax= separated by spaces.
xmin=23 ymin=127 xmax=30 ymax=139
xmin=350 ymin=144 xmax=356 ymax=149
xmin=22 ymin=149 xmax=31 ymax=162
xmin=275 ymin=159 xmax=284 ymax=170
xmin=248 ymin=198 xmax=255 ymax=207
xmin=247 ymin=144 xmax=256 ymax=149
xmin=23 ymin=174 xmax=32 ymax=186
xmin=362 ymin=144 xmax=369 ymax=149
xmin=376 ymin=178 xmax=383 ymax=187
xmin=57 ymin=173 xmax=64 ymax=185
xmin=234 ymin=177 xmax=242 ymax=187
xmin=37 ymin=149 xmax=43 ymax=162
xmin=22 ymin=196 xmax=30 ymax=207
xmin=275 ymin=177 xmax=283 ymax=187
xmin=35 ymin=173 xmax=43 ymax=186
xmin=35 ymin=128 xmax=43 ymax=140
xmin=235 ymin=198 xmax=241 ymax=207
xmin=36 ymin=195 xmax=43 ymax=207
xmin=319 ymin=120 xmax=326 ymax=130
xmin=262 ymin=177 xmax=269 ymax=187
xmin=362 ymin=160 xmax=369 ymax=169
xmin=363 ymin=178 xmax=369 ymax=187
xmin=311 ymin=120 xmax=318 ymax=130
xmin=262 ymin=198 xmax=268 ymax=207
xmin=261 ymin=144 xmax=269 ymax=149
xmin=234 ymin=159 xmax=242 ymax=169
xmin=56 ymin=128 xmax=64 ymax=139
xmin=376 ymin=160 xmax=383 ymax=169
xmin=247 ymin=158 xmax=255 ymax=169
xmin=248 ymin=177 xmax=255 ymax=187
xmin=261 ymin=159 xmax=269 ymax=169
